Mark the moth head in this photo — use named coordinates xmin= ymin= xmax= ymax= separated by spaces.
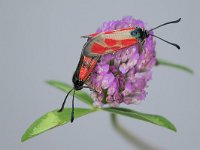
xmin=130 ymin=28 xmax=147 ymax=42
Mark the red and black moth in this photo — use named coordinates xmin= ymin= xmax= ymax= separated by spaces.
xmin=58 ymin=18 xmax=181 ymax=122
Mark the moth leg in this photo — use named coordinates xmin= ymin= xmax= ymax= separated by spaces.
xmin=82 ymin=86 xmax=95 ymax=91
xmin=138 ymin=42 xmax=144 ymax=54
xmin=89 ymin=88 xmax=95 ymax=92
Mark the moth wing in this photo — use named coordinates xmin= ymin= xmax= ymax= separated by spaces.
xmin=82 ymin=30 xmax=137 ymax=57
xmin=82 ymin=34 xmax=111 ymax=57
xmin=79 ymin=56 xmax=100 ymax=81
xmin=81 ymin=35 xmax=92 ymax=38
xmin=81 ymin=32 xmax=101 ymax=39
xmin=81 ymin=27 xmax=135 ymax=39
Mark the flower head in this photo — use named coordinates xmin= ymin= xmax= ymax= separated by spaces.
xmin=87 ymin=16 xmax=156 ymax=107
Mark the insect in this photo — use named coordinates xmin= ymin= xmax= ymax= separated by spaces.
xmin=58 ymin=18 xmax=181 ymax=122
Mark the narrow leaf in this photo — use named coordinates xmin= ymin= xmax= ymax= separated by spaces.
xmin=46 ymin=80 xmax=93 ymax=106
xmin=21 ymin=108 xmax=95 ymax=142
xmin=103 ymin=107 xmax=176 ymax=132
xmin=157 ymin=58 xmax=193 ymax=74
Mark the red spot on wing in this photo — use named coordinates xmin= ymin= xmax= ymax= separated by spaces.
xmin=79 ymin=67 xmax=88 ymax=81
xmin=119 ymin=27 xmax=135 ymax=31
xmin=89 ymin=33 xmax=100 ymax=37
xmin=83 ymin=60 xmax=97 ymax=81
xmin=104 ymin=31 xmax=115 ymax=34
xmin=83 ymin=56 xmax=91 ymax=62
xmin=104 ymin=38 xmax=117 ymax=46
xmin=121 ymin=39 xmax=137 ymax=46
xmin=112 ymin=46 xmax=121 ymax=51
xmin=91 ymin=42 xmax=107 ymax=54
xmin=79 ymin=56 xmax=98 ymax=81
xmin=104 ymin=28 xmax=135 ymax=35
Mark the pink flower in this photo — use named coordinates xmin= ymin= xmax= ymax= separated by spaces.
xmin=87 ymin=16 xmax=156 ymax=106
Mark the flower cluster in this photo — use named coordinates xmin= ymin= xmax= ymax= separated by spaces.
xmin=87 ymin=16 xmax=156 ymax=107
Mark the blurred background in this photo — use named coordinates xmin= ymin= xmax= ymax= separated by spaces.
xmin=0 ymin=0 xmax=199 ymax=149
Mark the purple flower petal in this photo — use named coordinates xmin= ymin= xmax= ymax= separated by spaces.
xmin=96 ymin=63 xmax=109 ymax=74
xmin=101 ymin=73 xmax=115 ymax=89
xmin=108 ymin=79 xmax=117 ymax=95
xmin=106 ymin=95 xmax=113 ymax=103
xmin=113 ymin=91 xmax=123 ymax=104
xmin=123 ymin=97 xmax=141 ymax=104
xmin=122 ymin=82 xmax=135 ymax=96
xmin=119 ymin=63 xmax=129 ymax=74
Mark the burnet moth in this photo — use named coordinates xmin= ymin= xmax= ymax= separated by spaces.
xmin=58 ymin=18 xmax=181 ymax=122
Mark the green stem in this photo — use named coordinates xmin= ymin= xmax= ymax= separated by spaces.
xmin=110 ymin=114 xmax=162 ymax=150
xmin=156 ymin=58 xmax=193 ymax=74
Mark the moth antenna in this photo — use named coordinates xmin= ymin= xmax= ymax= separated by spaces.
xmin=71 ymin=90 xmax=76 ymax=123
xmin=58 ymin=88 xmax=74 ymax=112
xmin=148 ymin=18 xmax=181 ymax=32
xmin=149 ymin=33 xmax=180 ymax=49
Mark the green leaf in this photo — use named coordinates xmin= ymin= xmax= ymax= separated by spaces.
xmin=157 ymin=58 xmax=193 ymax=74
xmin=103 ymin=107 xmax=177 ymax=132
xmin=46 ymin=80 xmax=93 ymax=106
xmin=21 ymin=108 xmax=95 ymax=142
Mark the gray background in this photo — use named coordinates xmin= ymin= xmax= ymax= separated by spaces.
xmin=0 ymin=0 xmax=199 ymax=149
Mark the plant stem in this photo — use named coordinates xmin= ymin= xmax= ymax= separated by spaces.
xmin=110 ymin=114 xmax=162 ymax=150
xmin=156 ymin=58 xmax=193 ymax=74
